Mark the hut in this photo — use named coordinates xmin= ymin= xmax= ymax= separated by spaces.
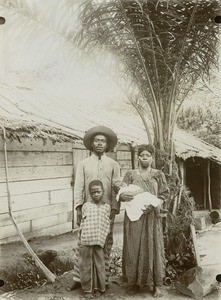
xmin=0 ymin=88 xmax=221 ymax=243
xmin=0 ymin=115 xmax=133 ymax=244
xmin=0 ymin=116 xmax=82 ymax=244
xmin=174 ymin=130 xmax=221 ymax=211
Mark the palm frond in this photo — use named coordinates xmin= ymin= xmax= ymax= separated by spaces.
xmin=0 ymin=0 xmax=123 ymax=92
xmin=1 ymin=0 xmax=220 ymax=153
xmin=75 ymin=0 xmax=220 ymax=150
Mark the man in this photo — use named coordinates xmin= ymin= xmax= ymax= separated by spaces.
xmin=71 ymin=126 xmax=121 ymax=290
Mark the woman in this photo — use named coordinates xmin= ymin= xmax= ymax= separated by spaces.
xmin=120 ymin=144 xmax=169 ymax=297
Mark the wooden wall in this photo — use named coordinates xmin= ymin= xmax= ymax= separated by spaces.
xmin=115 ymin=144 xmax=133 ymax=178
xmin=72 ymin=143 xmax=90 ymax=228
xmin=0 ymin=137 xmax=74 ymax=244
xmin=0 ymin=137 xmax=133 ymax=244
xmin=1 ymin=134 xmax=220 ymax=245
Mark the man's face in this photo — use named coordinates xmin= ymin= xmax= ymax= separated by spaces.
xmin=91 ymin=134 xmax=108 ymax=154
xmin=89 ymin=185 xmax=104 ymax=203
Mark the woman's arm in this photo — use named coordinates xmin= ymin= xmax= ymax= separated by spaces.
xmin=119 ymin=170 xmax=134 ymax=202
xmin=157 ymin=171 xmax=170 ymax=206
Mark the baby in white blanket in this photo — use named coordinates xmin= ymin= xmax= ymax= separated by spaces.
xmin=116 ymin=183 xmax=167 ymax=221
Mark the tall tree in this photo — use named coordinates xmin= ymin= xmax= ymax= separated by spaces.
xmin=1 ymin=0 xmax=219 ymax=278
xmin=75 ymin=0 xmax=220 ymax=276
xmin=75 ymin=0 xmax=220 ymax=172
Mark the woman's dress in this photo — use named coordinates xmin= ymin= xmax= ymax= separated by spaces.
xmin=122 ymin=168 xmax=169 ymax=287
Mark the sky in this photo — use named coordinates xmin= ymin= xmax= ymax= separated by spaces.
xmin=0 ymin=0 xmax=220 ymax=114
xmin=0 ymin=0 xmax=125 ymax=109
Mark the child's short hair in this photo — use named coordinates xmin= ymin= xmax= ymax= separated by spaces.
xmin=89 ymin=180 xmax=104 ymax=191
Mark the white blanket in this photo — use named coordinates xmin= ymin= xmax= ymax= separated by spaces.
xmin=117 ymin=184 xmax=161 ymax=221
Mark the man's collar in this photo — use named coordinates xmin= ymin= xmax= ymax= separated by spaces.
xmin=91 ymin=153 xmax=106 ymax=160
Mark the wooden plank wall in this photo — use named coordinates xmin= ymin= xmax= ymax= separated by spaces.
xmin=72 ymin=143 xmax=90 ymax=228
xmin=115 ymin=144 xmax=133 ymax=223
xmin=0 ymin=137 xmax=74 ymax=244
xmin=0 ymin=137 xmax=133 ymax=244
xmin=116 ymin=144 xmax=132 ymax=178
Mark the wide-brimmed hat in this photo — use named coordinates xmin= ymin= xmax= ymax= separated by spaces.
xmin=83 ymin=126 xmax=118 ymax=152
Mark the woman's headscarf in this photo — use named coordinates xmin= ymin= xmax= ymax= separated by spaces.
xmin=138 ymin=144 xmax=155 ymax=156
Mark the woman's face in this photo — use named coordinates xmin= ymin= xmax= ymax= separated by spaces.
xmin=138 ymin=150 xmax=153 ymax=168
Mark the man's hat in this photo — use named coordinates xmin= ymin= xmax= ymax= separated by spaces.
xmin=83 ymin=126 xmax=118 ymax=152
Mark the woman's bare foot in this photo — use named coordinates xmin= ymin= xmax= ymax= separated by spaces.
xmin=126 ymin=284 xmax=140 ymax=295
xmin=153 ymin=286 xmax=163 ymax=298
xmin=149 ymin=285 xmax=154 ymax=292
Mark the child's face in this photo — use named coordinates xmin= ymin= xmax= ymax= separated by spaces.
xmin=89 ymin=185 xmax=103 ymax=203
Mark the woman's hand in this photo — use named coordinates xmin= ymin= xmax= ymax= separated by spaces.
xmin=120 ymin=192 xmax=134 ymax=202
xmin=142 ymin=205 xmax=153 ymax=214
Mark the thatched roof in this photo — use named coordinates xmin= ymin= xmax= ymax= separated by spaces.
xmin=0 ymin=83 xmax=221 ymax=163
xmin=0 ymin=115 xmax=80 ymax=143
xmin=173 ymin=130 xmax=221 ymax=163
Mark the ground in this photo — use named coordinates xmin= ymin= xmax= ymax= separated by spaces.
xmin=0 ymin=222 xmax=221 ymax=300
xmin=0 ymin=275 xmax=220 ymax=300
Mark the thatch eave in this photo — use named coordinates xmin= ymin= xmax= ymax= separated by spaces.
xmin=0 ymin=117 xmax=80 ymax=144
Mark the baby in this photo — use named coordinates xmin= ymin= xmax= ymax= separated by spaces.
xmin=115 ymin=182 xmax=168 ymax=221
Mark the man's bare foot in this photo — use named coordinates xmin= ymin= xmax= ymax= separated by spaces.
xmin=153 ymin=286 xmax=163 ymax=298
xmin=94 ymin=290 xmax=102 ymax=297
xmin=84 ymin=292 xmax=94 ymax=298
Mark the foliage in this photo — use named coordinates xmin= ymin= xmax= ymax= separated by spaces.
xmin=76 ymin=0 xmax=220 ymax=154
xmin=110 ymin=247 xmax=123 ymax=276
xmin=177 ymin=103 xmax=221 ymax=149
xmin=165 ymin=187 xmax=196 ymax=279
xmin=0 ymin=0 xmax=219 ymax=279
xmin=1 ymin=0 xmax=220 ymax=154
xmin=73 ymin=0 xmax=219 ymax=277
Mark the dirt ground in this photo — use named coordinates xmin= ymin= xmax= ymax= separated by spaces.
xmin=0 ymin=222 xmax=221 ymax=300
xmin=0 ymin=272 xmax=220 ymax=300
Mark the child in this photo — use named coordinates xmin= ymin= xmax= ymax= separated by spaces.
xmin=78 ymin=180 xmax=111 ymax=298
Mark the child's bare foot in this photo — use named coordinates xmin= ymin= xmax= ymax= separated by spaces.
xmin=153 ymin=286 xmax=163 ymax=298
